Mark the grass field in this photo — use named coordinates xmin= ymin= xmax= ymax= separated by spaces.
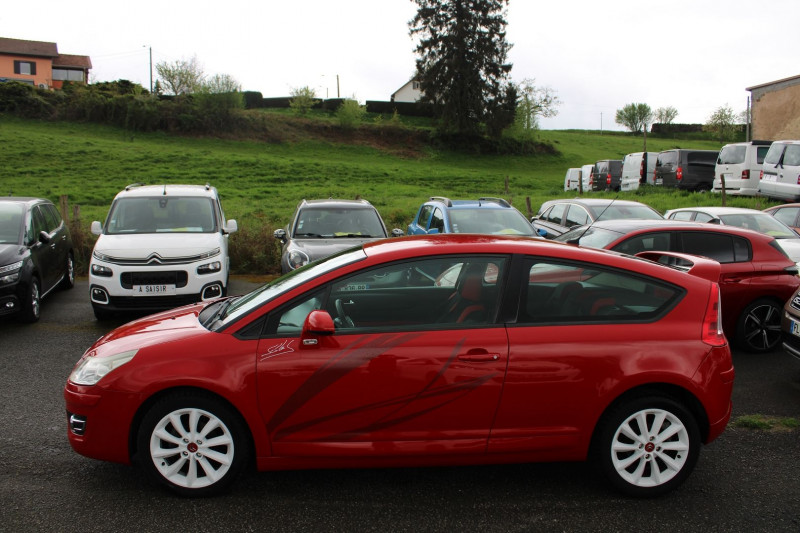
xmin=0 ymin=113 xmax=778 ymax=273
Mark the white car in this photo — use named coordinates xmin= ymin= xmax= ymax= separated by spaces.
xmin=712 ymin=141 xmax=771 ymax=196
xmin=758 ymin=140 xmax=800 ymax=201
xmin=619 ymin=152 xmax=658 ymax=191
xmin=89 ymin=184 xmax=238 ymax=319
xmin=563 ymin=168 xmax=582 ymax=191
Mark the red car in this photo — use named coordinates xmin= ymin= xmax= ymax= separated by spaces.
xmin=557 ymin=219 xmax=800 ymax=352
xmin=65 ymin=235 xmax=734 ymax=497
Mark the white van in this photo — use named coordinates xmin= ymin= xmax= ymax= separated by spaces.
xmin=757 ymin=140 xmax=800 ymax=201
xmin=712 ymin=141 xmax=771 ymax=196
xmin=563 ymin=168 xmax=582 ymax=191
xmin=580 ymin=163 xmax=594 ymax=192
xmin=620 ymin=152 xmax=658 ymax=191
xmin=89 ymin=184 xmax=238 ymax=319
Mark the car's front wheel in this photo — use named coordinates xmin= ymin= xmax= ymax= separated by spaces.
xmin=59 ymin=252 xmax=75 ymax=290
xmin=137 ymin=392 xmax=250 ymax=497
xmin=737 ymin=298 xmax=782 ymax=353
xmin=596 ymin=396 xmax=700 ymax=497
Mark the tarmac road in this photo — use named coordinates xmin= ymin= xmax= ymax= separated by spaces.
xmin=0 ymin=277 xmax=798 ymax=532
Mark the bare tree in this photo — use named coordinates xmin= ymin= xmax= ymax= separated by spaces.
xmin=202 ymin=73 xmax=241 ymax=94
xmin=654 ymin=106 xmax=678 ymax=124
xmin=514 ymin=78 xmax=560 ymax=133
xmin=155 ymin=55 xmax=205 ymax=95
xmin=704 ymin=104 xmax=739 ymax=142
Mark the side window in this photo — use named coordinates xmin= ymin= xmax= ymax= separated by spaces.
xmin=27 ymin=207 xmax=47 ymax=244
xmin=680 ymin=232 xmax=743 ymax=263
xmin=328 ymin=256 xmax=506 ymax=331
xmin=40 ymin=204 xmax=62 ymax=233
xmin=756 ymin=146 xmax=770 ymax=164
xmin=264 ymin=289 xmax=325 ymax=337
xmin=564 ymin=206 xmax=589 ymax=228
xmin=670 ymin=211 xmax=694 ymax=221
xmin=430 ymin=208 xmax=445 ymax=233
xmin=546 ymin=204 xmax=566 ymax=225
xmin=783 ymin=145 xmax=800 ymax=167
xmin=612 ymin=232 xmax=673 ymax=256
xmin=520 ymin=259 xmax=682 ymax=323
xmin=773 ymin=207 xmax=800 ymax=228
xmin=694 ymin=212 xmax=716 ymax=223
xmin=416 ymin=205 xmax=434 ymax=229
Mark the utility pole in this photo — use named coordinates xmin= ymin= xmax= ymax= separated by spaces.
xmin=149 ymin=47 xmax=153 ymax=94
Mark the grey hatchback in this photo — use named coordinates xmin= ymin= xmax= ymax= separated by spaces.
xmin=274 ymin=199 xmax=402 ymax=274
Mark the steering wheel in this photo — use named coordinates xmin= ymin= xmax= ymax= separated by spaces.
xmin=334 ymin=298 xmax=355 ymax=328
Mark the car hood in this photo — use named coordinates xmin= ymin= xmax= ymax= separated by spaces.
xmin=93 ymin=233 xmax=222 ymax=259
xmin=0 ymin=243 xmax=25 ymax=266
xmin=291 ymin=237 xmax=382 ymax=262
xmin=91 ymin=303 xmax=208 ymax=353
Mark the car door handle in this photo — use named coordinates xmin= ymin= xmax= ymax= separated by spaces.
xmin=458 ymin=353 xmax=501 ymax=363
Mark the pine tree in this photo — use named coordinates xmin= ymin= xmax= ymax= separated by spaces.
xmin=409 ymin=0 xmax=513 ymax=137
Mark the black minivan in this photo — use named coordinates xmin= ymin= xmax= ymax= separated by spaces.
xmin=590 ymin=159 xmax=623 ymax=191
xmin=655 ymin=149 xmax=719 ymax=191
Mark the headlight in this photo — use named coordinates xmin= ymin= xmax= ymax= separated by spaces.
xmin=288 ymin=250 xmax=310 ymax=270
xmin=0 ymin=260 xmax=23 ymax=274
xmin=91 ymin=264 xmax=113 ymax=277
xmin=69 ymin=349 xmax=138 ymax=386
xmin=197 ymin=261 xmax=222 ymax=274
xmin=92 ymin=250 xmax=113 ymax=262
xmin=0 ymin=261 xmax=23 ymax=285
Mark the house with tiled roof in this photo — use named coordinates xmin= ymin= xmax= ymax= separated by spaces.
xmin=0 ymin=37 xmax=91 ymax=89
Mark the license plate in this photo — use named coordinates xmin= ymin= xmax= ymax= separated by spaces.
xmin=762 ymin=173 xmax=778 ymax=182
xmin=792 ymin=319 xmax=800 ymax=338
xmin=132 ymin=284 xmax=176 ymax=296
xmin=655 ymin=178 xmax=662 ymax=185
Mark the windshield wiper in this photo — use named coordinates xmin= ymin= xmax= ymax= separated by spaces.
xmin=202 ymin=296 xmax=239 ymax=329
xmin=294 ymin=232 xmax=323 ymax=238
xmin=333 ymin=233 xmax=369 ymax=238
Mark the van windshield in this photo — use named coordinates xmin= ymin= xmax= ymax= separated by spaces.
xmin=105 ymin=197 xmax=217 ymax=234
xmin=718 ymin=145 xmax=746 ymax=165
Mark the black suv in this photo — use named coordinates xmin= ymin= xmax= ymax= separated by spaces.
xmin=0 ymin=197 xmax=74 ymax=322
xmin=274 ymin=199 xmax=402 ymax=274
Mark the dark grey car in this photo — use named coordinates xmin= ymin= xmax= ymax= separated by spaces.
xmin=0 ymin=197 xmax=74 ymax=322
xmin=655 ymin=149 xmax=719 ymax=191
xmin=591 ymin=160 xmax=623 ymax=191
xmin=274 ymin=199 xmax=401 ymax=274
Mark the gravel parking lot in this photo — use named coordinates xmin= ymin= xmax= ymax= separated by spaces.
xmin=1 ymin=277 xmax=799 ymax=532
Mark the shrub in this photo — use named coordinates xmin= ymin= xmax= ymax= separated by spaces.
xmin=289 ymin=86 xmax=318 ymax=116
xmin=336 ymin=99 xmax=365 ymax=129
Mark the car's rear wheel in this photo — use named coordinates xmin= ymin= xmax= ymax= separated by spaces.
xmin=59 ymin=252 xmax=75 ymax=290
xmin=737 ymin=298 xmax=782 ymax=353
xmin=19 ymin=277 xmax=41 ymax=323
xmin=137 ymin=393 xmax=250 ymax=497
xmin=596 ymin=396 xmax=699 ymax=497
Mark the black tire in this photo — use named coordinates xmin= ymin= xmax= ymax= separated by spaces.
xmin=59 ymin=252 xmax=75 ymax=290
xmin=136 ymin=392 xmax=250 ymax=497
xmin=736 ymin=298 xmax=782 ymax=353
xmin=595 ymin=396 xmax=700 ymax=497
xmin=19 ymin=277 xmax=41 ymax=323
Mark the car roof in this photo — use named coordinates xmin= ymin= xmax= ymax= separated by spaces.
xmin=667 ymin=206 xmax=766 ymax=216
xmin=539 ymin=198 xmax=655 ymax=210
xmin=113 ymin=184 xmax=219 ymax=199
xmin=0 ymin=197 xmax=51 ymax=206
xmin=578 ymin=218 xmax=772 ymax=239
xmin=426 ymin=197 xmax=512 ymax=209
xmin=299 ymin=199 xmax=375 ymax=209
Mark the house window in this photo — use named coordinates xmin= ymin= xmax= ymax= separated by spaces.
xmin=412 ymin=81 xmax=420 ymax=90
xmin=52 ymin=68 xmax=85 ymax=82
xmin=13 ymin=60 xmax=36 ymax=76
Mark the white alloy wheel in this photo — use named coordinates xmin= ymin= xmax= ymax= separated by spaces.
xmin=610 ymin=408 xmax=690 ymax=488
xmin=148 ymin=406 xmax=235 ymax=491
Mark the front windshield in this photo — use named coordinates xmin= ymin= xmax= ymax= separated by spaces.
xmin=105 ymin=197 xmax=217 ymax=234
xmin=0 ymin=203 xmax=24 ymax=245
xmin=449 ymin=208 xmax=535 ymax=235
xmin=293 ymin=207 xmax=386 ymax=238
xmin=555 ymin=226 xmax=622 ymax=249
xmin=213 ymin=247 xmax=367 ymax=329
xmin=719 ymin=213 xmax=798 ymax=239
xmin=595 ymin=205 xmax=663 ymax=221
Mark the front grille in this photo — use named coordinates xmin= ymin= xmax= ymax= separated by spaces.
xmin=120 ymin=271 xmax=188 ymax=289
xmin=101 ymin=252 xmax=214 ymax=266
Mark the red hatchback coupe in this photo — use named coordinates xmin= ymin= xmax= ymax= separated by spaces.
xmin=557 ymin=220 xmax=800 ymax=353
xmin=65 ymin=235 xmax=734 ymax=497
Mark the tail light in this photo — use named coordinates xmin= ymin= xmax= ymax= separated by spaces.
xmin=742 ymin=169 xmax=750 ymax=180
xmin=676 ymin=166 xmax=683 ymax=180
xmin=759 ymin=170 xmax=764 ymax=180
xmin=606 ymin=173 xmax=612 ymax=185
xmin=702 ymin=285 xmax=726 ymax=347
xmin=589 ymin=172 xmax=594 ymax=186
xmin=640 ymin=160 xmax=645 ymax=179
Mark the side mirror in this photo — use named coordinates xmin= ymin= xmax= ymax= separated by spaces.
xmin=38 ymin=231 xmax=51 ymax=244
xmin=300 ymin=310 xmax=336 ymax=347
xmin=273 ymin=228 xmax=287 ymax=243
xmin=391 ymin=228 xmax=404 ymax=237
xmin=91 ymin=221 xmax=103 ymax=236
xmin=224 ymin=219 xmax=238 ymax=234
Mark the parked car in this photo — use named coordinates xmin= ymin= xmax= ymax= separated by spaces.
xmin=89 ymin=184 xmax=238 ymax=320
xmin=757 ymin=140 xmax=800 ymax=201
xmin=64 ymin=234 xmax=733 ymax=497
xmin=664 ymin=206 xmax=800 ymax=264
xmin=763 ymin=203 xmax=800 ymax=233
xmin=275 ymin=199 xmax=401 ymax=274
xmin=712 ymin=141 xmax=771 ymax=196
xmin=590 ymin=159 xmax=623 ymax=191
xmin=620 ymin=152 xmax=658 ymax=191
xmin=0 ymin=197 xmax=74 ymax=322
xmin=556 ymin=219 xmax=800 ymax=353
xmin=532 ymin=198 xmax=663 ymax=239
xmin=781 ymin=287 xmax=800 ymax=361
xmin=407 ymin=197 xmax=536 ymax=236
xmin=563 ymin=168 xmax=582 ymax=192
xmin=655 ymin=149 xmax=718 ymax=191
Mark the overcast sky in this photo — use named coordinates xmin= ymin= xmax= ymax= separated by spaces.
xmin=3 ymin=0 xmax=799 ymax=130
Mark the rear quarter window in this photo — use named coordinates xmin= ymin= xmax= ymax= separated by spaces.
xmin=680 ymin=232 xmax=751 ymax=263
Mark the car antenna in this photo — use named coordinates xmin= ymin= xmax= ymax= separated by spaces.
xmin=567 ymin=196 xmax=618 ymax=245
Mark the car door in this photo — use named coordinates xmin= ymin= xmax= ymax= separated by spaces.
xmin=27 ymin=205 xmax=58 ymax=292
xmin=40 ymin=203 xmax=70 ymax=289
xmin=255 ymin=255 xmax=510 ymax=458
xmin=408 ymin=205 xmax=433 ymax=235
